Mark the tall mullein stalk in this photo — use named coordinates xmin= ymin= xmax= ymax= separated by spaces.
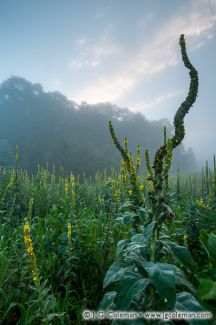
xmin=163 ymin=126 xmax=169 ymax=191
xmin=163 ymin=138 xmax=173 ymax=191
xmin=145 ymin=149 xmax=154 ymax=187
xmin=65 ymin=177 xmax=69 ymax=196
xmin=147 ymin=34 xmax=199 ymax=262
xmin=67 ymin=223 xmax=73 ymax=260
xmin=27 ymin=197 xmax=34 ymax=224
xmin=70 ymin=174 xmax=76 ymax=215
xmin=135 ymin=145 xmax=141 ymax=173
xmin=23 ymin=222 xmax=48 ymax=324
xmin=120 ymin=160 xmax=127 ymax=185
xmin=153 ymin=34 xmax=198 ymax=192
xmin=1 ymin=173 xmax=15 ymax=205
xmin=108 ymin=121 xmax=142 ymax=206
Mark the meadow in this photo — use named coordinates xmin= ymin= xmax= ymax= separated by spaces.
xmin=0 ymin=154 xmax=216 ymax=324
xmin=0 ymin=35 xmax=216 ymax=325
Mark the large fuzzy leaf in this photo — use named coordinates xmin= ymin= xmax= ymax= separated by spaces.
xmin=117 ymin=277 xmax=151 ymax=310
xmin=143 ymin=262 xmax=176 ymax=309
xmin=200 ymin=230 xmax=216 ymax=266
xmin=99 ymin=291 xmax=117 ymax=311
xmin=173 ymin=265 xmax=195 ymax=294
xmin=175 ymin=292 xmax=210 ymax=325
xmin=143 ymin=221 xmax=157 ymax=243
xmin=164 ymin=241 xmax=196 ymax=269
xmin=116 ymin=239 xmax=130 ymax=256
xmin=103 ymin=261 xmax=133 ymax=289
xmin=207 ymin=234 xmax=216 ymax=265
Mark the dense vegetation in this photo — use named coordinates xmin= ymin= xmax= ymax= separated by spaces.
xmin=0 ymin=76 xmax=196 ymax=176
xmin=0 ymin=155 xmax=216 ymax=324
xmin=0 ymin=35 xmax=216 ymax=325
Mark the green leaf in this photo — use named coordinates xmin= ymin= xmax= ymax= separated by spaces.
xmin=173 ymin=265 xmax=195 ymax=294
xmin=116 ymin=272 xmax=142 ymax=303
xmin=208 ymin=234 xmax=216 ymax=265
xmin=134 ymin=259 xmax=149 ymax=278
xmin=116 ymin=239 xmax=130 ymax=256
xmin=143 ymin=262 xmax=176 ymax=309
xmin=131 ymin=234 xmax=147 ymax=243
xmin=119 ymin=201 xmax=135 ymax=212
xmin=200 ymin=229 xmax=209 ymax=257
xmin=46 ymin=312 xmax=65 ymax=321
xmin=200 ymin=230 xmax=216 ymax=266
xmin=3 ymin=302 xmax=25 ymax=321
xmin=165 ymin=241 xmax=196 ymax=269
xmin=121 ymin=211 xmax=138 ymax=224
xmin=143 ymin=221 xmax=157 ymax=243
xmin=124 ymin=235 xmax=148 ymax=258
xmin=198 ymin=278 xmax=216 ymax=300
xmin=175 ymin=292 xmax=209 ymax=325
xmin=103 ymin=262 xmax=133 ymax=289
xmin=117 ymin=278 xmax=151 ymax=310
xmin=99 ymin=291 xmax=117 ymax=311
xmin=137 ymin=207 xmax=147 ymax=223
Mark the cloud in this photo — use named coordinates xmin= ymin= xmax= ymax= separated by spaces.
xmin=72 ymin=76 xmax=135 ymax=104
xmin=69 ymin=25 xmax=117 ymax=70
xmin=194 ymin=41 xmax=205 ymax=49
xmin=72 ymin=1 xmax=216 ymax=104
xmin=69 ymin=44 xmax=117 ymax=70
xmin=76 ymin=38 xmax=88 ymax=45
xmin=128 ymin=90 xmax=185 ymax=113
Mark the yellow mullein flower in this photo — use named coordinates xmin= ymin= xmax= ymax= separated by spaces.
xmin=32 ymin=269 xmax=40 ymax=283
xmin=65 ymin=179 xmax=69 ymax=194
xmin=113 ymin=189 xmax=121 ymax=200
xmin=67 ymin=223 xmax=72 ymax=238
xmin=128 ymin=189 xmax=133 ymax=196
xmin=67 ymin=223 xmax=73 ymax=257
xmin=196 ymin=198 xmax=209 ymax=209
xmin=24 ymin=223 xmax=34 ymax=256
xmin=136 ymin=145 xmax=141 ymax=153
xmin=139 ymin=184 xmax=144 ymax=191
xmin=121 ymin=160 xmax=127 ymax=184
xmin=147 ymin=180 xmax=154 ymax=192
xmin=23 ymin=222 xmax=40 ymax=285
xmin=136 ymin=145 xmax=141 ymax=169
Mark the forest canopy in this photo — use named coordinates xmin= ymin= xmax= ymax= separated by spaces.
xmin=0 ymin=76 xmax=196 ymax=176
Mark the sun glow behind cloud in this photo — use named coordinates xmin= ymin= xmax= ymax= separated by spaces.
xmin=70 ymin=0 xmax=216 ymax=109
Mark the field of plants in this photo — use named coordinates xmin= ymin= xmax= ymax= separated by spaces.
xmin=0 ymin=150 xmax=216 ymax=324
xmin=0 ymin=36 xmax=216 ymax=325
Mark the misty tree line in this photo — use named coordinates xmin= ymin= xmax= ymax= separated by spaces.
xmin=0 ymin=76 xmax=196 ymax=177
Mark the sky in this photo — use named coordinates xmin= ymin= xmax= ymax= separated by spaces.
xmin=0 ymin=0 xmax=216 ymax=167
